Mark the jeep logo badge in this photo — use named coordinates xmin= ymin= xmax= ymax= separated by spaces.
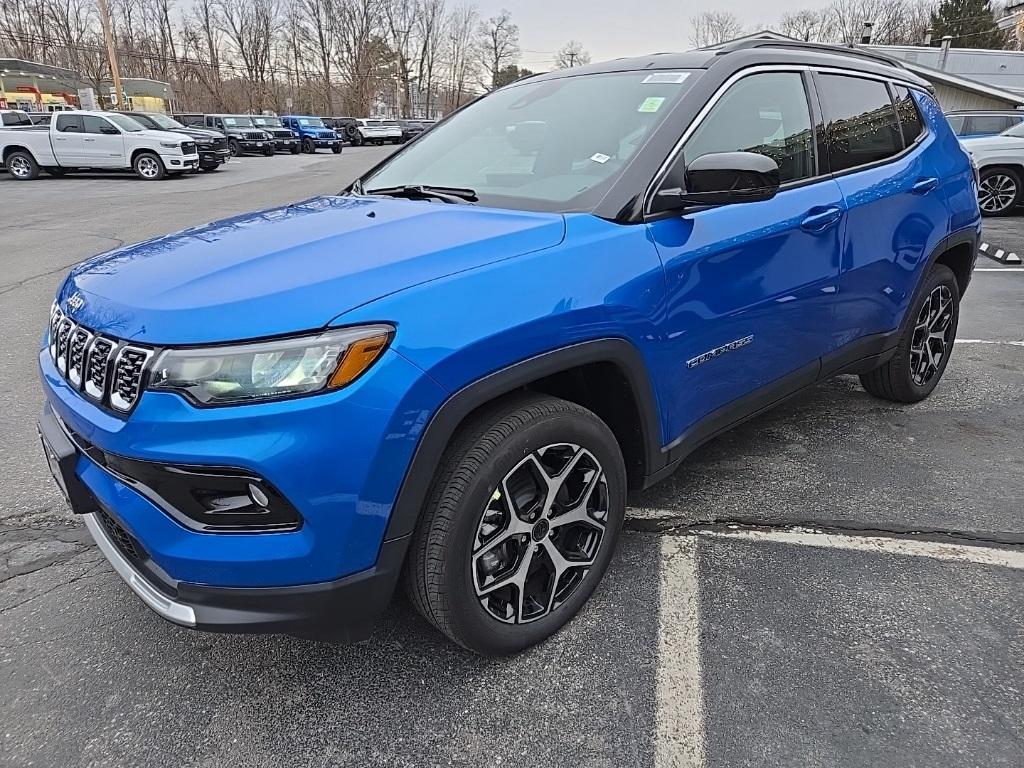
xmin=66 ymin=293 xmax=86 ymax=313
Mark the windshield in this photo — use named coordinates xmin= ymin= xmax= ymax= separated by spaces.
xmin=1001 ymin=121 xmax=1024 ymax=138
xmin=299 ymin=118 xmax=325 ymax=127
xmin=361 ymin=70 xmax=697 ymax=212
xmin=382 ymin=120 xmax=399 ymax=126
xmin=252 ymin=116 xmax=283 ymax=128
xmin=223 ymin=116 xmax=254 ymax=127
xmin=146 ymin=113 xmax=183 ymax=130
xmin=106 ymin=114 xmax=144 ymax=132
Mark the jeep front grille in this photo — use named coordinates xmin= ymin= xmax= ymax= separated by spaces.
xmin=243 ymin=131 xmax=264 ymax=141
xmin=48 ymin=304 xmax=154 ymax=414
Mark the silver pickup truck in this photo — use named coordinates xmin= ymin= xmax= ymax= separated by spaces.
xmin=0 ymin=110 xmax=199 ymax=180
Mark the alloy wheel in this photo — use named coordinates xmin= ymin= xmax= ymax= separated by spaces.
xmin=9 ymin=156 xmax=31 ymax=178
xmin=137 ymin=157 xmax=160 ymax=179
xmin=910 ymin=284 xmax=954 ymax=386
xmin=471 ymin=443 xmax=609 ymax=624
xmin=979 ymin=173 xmax=1017 ymax=213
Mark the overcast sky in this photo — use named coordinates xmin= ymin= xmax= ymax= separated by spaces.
xmin=474 ymin=0 xmax=829 ymax=68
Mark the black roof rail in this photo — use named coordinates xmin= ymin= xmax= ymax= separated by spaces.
xmin=712 ymin=38 xmax=909 ymax=70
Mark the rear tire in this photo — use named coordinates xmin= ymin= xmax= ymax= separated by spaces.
xmin=6 ymin=150 xmax=40 ymax=180
xmin=977 ymin=166 xmax=1022 ymax=216
xmin=132 ymin=152 xmax=165 ymax=180
xmin=859 ymin=264 xmax=960 ymax=403
xmin=404 ymin=393 xmax=626 ymax=655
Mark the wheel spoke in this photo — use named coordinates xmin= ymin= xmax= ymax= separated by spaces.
xmin=477 ymin=541 xmax=534 ymax=598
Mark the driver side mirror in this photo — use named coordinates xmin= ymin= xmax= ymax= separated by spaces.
xmin=652 ymin=151 xmax=780 ymax=213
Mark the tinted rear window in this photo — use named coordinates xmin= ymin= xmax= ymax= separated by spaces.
xmin=817 ymin=74 xmax=902 ymax=173
xmin=965 ymin=115 xmax=1015 ymax=135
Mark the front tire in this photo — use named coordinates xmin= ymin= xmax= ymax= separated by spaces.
xmin=860 ymin=264 xmax=960 ymax=403
xmin=331 ymin=144 xmax=343 ymax=154
xmin=301 ymin=137 xmax=315 ymax=154
xmin=404 ymin=393 xmax=626 ymax=655
xmin=262 ymin=146 xmax=275 ymax=157
xmin=132 ymin=152 xmax=165 ymax=180
xmin=978 ymin=166 xmax=1022 ymax=216
xmin=228 ymin=139 xmax=242 ymax=157
xmin=6 ymin=150 xmax=40 ymax=180
xmin=290 ymin=144 xmax=301 ymax=154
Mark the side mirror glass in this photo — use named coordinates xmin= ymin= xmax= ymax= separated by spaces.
xmin=653 ymin=151 xmax=780 ymax=213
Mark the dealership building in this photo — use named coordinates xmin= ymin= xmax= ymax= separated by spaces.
xmin=0 ymin=58 xmax=174 ymax=112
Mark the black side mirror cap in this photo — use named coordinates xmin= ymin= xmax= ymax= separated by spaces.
xmin=652 ymin=151 xmax=781 ymax=213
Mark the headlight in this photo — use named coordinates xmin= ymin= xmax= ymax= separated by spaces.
xmin=149 ymin=325 xmax=393 ymax=406
xmin=160 ymin=141 xmax=182 ymax=150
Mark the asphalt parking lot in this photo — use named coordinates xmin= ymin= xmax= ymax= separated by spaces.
xmin=1 ymin=151 xmax=1022 ymax=767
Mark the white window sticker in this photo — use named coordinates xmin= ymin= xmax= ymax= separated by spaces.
xmin=638 ymin=96 xmax=666 ymax=113
xmin=590 ymin=152 xmax=611 ymax=164
xmin=643 ymin=72 xmax=690 ymax=84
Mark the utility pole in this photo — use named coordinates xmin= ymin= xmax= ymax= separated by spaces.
xmin=96 ymin=0 xmax=123 ymax=109
xmin=567 ymin=51 xmax=578 ymax=67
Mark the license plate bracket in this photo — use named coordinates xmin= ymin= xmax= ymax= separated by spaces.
xmin=38 ymin=407 xmax=99 ymax=515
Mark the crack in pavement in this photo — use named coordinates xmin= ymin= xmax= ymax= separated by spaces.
xmin=624 ymin=513 xmax=1024 ymax=549
xmin=0 ymin=230 xmax=126 ymax=296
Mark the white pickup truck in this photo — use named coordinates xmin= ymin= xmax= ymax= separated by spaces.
xmin=0 ymin=110 xmax=200 ymax=181
xmin=355 ymin=118 xmax=403 ymax=145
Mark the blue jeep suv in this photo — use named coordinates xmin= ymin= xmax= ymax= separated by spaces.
xmin=38 ymin=41 xmax=980 ymax=655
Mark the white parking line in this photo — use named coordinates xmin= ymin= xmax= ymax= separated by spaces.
xmin=698 ymin=527 xmax=1024 ymax=570
xmin=974 ymin=267 xmax=1024 ymax=272
xmin=957 ymin=339 xmax=1024 ymax=346
xmin=656 ymin=536 xmax=706 ymax=768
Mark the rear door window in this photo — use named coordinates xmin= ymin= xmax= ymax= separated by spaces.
xmin=816 ymin=74 xmax=902 ymax=173
xmin=945 ymin=115 xmax=965 ymax=135
xmin=55 ymin=114 xmax=83 ymax=132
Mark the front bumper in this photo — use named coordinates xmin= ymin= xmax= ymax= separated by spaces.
xmin=39 ymin=345 xmax=446 ymax=587
xmin=38 ymin=341 xmax=446 ymax=639
xmin=164 ymin=153 xmax=200 ymax=170
xmin=307 ymin=136 xmax=341 ymax=148
xmin=272 ymin=138 xmax=298 ymax=151
xmin=81 ymin=504 xmax=408 ymax=641
xmin=198 ymin=147 xmax=231 ymax=165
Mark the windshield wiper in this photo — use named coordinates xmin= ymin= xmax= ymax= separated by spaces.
xmin=366 ymin=184 xmax=478 ymax=204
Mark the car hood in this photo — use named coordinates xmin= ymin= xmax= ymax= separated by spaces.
xmin=172 ymin=127 xmax=224 ymax=140
xmin=136 ymin=128 xmax=195 ymax=143
xmin=960 ymin=135 xmax=1024 ymax=152
xmin=59 ymin=195 xmax=566 ymax=345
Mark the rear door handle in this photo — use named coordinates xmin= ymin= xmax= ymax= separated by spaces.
xmin=83 ymin=138 xmax=96 ymax=142
xmin=912 ymin=177 xmax=939 ymax=195
xmin=800 ymin=206 xmax=843 ymax=233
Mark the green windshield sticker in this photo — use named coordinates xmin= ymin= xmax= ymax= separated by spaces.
xmin=638 ymin=96 xmax=666 ymax=113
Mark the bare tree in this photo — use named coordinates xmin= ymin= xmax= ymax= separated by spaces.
xmin=689 ymin=10 xmax=744 ymax=48
xmin=218 ymin=0 xmax=279 ymax=111
xmin=295 ymin=0 xmax=336 ymax=112
xmin=778 ymin=9 xmax=832 ymax=41
xmin=477 ymin=8 xmax=518 ymax=90
xmin=554 ymin=39 xmax=590 ymax=68
xmin=333 ymin=0 xmax=386 ymax=116
xmin=416 ymin=0 xmax=445 ymax=117
xmin=382 ymin=0 xmax=417 ymax=116
xmin=442 ymin=1 xmax=477 ymax=110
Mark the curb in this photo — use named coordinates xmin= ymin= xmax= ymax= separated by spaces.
xmin=979 ymin=242 xmax=1023 ymax=264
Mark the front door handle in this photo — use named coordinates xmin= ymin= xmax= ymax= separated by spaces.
xmin=800 ymin=206 xmax=843 ymax=233
xmin=912 ymin=177 xmax=939 ymax=195
xmin=83 ymin=138 xmax=95 ymax=142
